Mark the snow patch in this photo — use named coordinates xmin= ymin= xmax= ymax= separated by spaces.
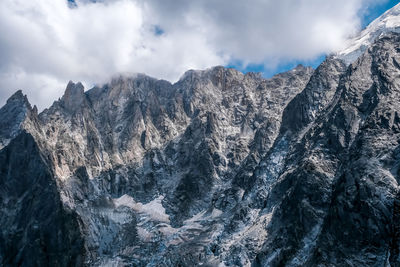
xmin=114 ymin=195 xmax=170 ymax=223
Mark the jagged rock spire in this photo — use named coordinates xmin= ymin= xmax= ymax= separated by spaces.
xmin=61 ymin=81 xmax=86 ymax=112
xmin=0 ymin=90 xmax=33 ymax=149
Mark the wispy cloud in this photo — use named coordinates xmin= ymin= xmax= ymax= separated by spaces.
xmin=0 ymin=0 xmax=389 ymax=109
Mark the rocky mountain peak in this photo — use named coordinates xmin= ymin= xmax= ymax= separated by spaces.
xmin=60 ymin=81 xmax=86 ymax=112
xmin=0 ymin=90 xmax=34 ymax=149
xmin=178 ymin=66 xmax=243 ymax=85
xmin=5 ymin=90 xmax=31 ymax=109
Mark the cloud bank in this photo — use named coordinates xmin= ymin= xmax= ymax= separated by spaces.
xmin=0 ymin=0 xmax=388 ymax=109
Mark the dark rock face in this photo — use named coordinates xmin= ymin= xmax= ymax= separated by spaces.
xmin=306 ymin=33 xmax=400 ymax=267
xmin=0 ymin=91 xmax=34 ymax=149
xmin=0 ymin=132 xmax=85 ymax=266
xmin=281 ymin=57 xmax=346 ymax=134
xmin=2 ymin=29 xmax=400 ymax=267
xmin=254 ymin=32 xmax=400 ymax=267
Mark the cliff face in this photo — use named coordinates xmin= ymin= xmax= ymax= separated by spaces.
xmin=253 ymin=32 xmax=400 ymax=267
xmin=0 ymin=132 xmax=85 ymax=266
xmin=2 ymin=18 xmax=400 ymax=267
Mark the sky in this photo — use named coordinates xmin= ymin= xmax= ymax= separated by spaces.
xmin=0 ymin=0 xmax=398 ymax=110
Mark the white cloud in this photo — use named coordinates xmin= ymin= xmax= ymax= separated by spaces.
xmin=0 ymin=0 xmax=389 ymax=109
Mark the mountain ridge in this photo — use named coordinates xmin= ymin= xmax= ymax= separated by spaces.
xmin=336 ymin=2 xmax=400 ymax=64
xmin=2 ymin=5 xmax=400 ymax=267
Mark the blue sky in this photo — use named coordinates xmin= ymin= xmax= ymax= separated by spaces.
xmin=237 ymin=0 xmax=400 ymax=77
xmin=362 ymin=1 xmax=399 ymax=27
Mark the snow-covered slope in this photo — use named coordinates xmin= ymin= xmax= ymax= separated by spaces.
xmin=336 ymin=3 xmax=400 ymax=64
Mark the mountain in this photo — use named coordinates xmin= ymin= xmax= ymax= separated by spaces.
xmin=1 ymin=4 xmax=400 ymax=267
xmin=336 ymin=3 xmax=400 ymax=64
